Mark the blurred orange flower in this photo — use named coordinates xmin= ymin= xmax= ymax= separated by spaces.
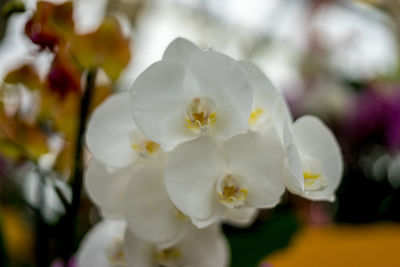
xmin=266 ymin=223 xmax=400 ymax=267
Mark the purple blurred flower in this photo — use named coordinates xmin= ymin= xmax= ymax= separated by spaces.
xmin=347 ymin=90 xmax=388 ymax=137
xmin=345 ymin=88 xmax=400 ymax=151
xmin=386 ymin=92 xmax=400 ymax=150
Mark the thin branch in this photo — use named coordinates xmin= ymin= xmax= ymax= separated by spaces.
xmin=61 ymin=68 xmax=97 ymax=263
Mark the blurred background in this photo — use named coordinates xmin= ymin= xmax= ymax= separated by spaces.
xmin=0 ymin=0 xmax=399 ymax=266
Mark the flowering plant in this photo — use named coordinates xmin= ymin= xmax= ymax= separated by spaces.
xmin=82 ymin=38 xmax=343 ymax=266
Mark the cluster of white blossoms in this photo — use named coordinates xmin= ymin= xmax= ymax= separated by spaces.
xmin=78 ymin=38 xmax=343 ymax=266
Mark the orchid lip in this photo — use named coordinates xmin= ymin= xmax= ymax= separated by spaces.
xmin=300 ymin=154 xmax=328 ymax=192
xmin=217 ymin=173 xmax=248 ymax=208
xmin=155 ymin=247 xmax=181 ymax=267
xmin=184 ymin=97 xmax=217 ymax=134
xmin=303 ymin=171 xmax=328 ymax=192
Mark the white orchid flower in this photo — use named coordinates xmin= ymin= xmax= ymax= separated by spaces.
xmin=130 ymin=38 xmax=253 ymax=150
xmin=86 ymin=92 xmax=161 ymax=169
xmin=124 ymin=224 xmax=230 ymax=267
xmin=283 ymin=115 xmax=343 ymax=201
xmin=85 ymin=158 xmax=192 ymax=246
xmin=165 ymin=130 xmax=285 ymax=228
xmin=77 ymin=220 xmax=127 ymax=267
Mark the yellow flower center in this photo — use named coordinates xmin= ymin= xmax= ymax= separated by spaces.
xmin=303 ymin=171 xmax=328 ymax=191
xmin=184 ymin=97 xmax=217 ymax=134
xmin=217 ymin=174 xmax=248 ymax=208
xmin=155 ymin=247 xmax=181 ymax=267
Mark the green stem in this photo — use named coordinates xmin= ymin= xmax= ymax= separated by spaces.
xmin=61 ymin=68 xmax=97 ymax=263
xmin=35 ymin=173 xmax=48 ymax=266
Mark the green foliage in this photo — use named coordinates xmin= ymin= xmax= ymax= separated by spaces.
xmin=225 ymin=210 xmax=299 ymax=267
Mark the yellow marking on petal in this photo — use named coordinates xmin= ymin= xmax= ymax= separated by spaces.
xmin=155 ymin=248 xmax=181 ymax=266
xmin=303 ymin=171 xmax=328 ymax=191
xmin=144 ymin=140 xmax=160 ymax=155
xmin=249 ymin=108 xmax=268 ymax=127
xmin=209 ymin=112 xmax=217 ymax=125
xmin=131 ymin=144 xmax=138 ymax=150
xmin=249 ymin=108 xmax=264 ymax=124
xmin=304 ymin=172 xmax=321 ymax=180
xmin=131 ymin=139 xmax=160 ymax=157
xmin=107 ymin=238 xmax=127 ymax=266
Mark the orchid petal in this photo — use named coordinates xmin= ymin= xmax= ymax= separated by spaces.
xmin=222 ymin=129 xmax=285 ymax=208
xmin=124 ymin=160 xmax=189 ymax=246
xmin=165 ymin=137 xmax=225 ymax=223
xmin=86 ymin=92 xmax=137 ymax=168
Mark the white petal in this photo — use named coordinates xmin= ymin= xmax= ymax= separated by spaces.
xmin=124 ymin=229 xmax=154 ymax=267
xmin=77 ymin=220 xmax=126 ymax=267
xmin=188 ymin=51 xmax=253 ymax=140
xmin=223 ymin=207 xmax=258 ymax=228
xmin=165 ymin=137 xmax=226 ymax=221
xmin=124 ymin=160 xmax=189 ymax=246
xmin=86 ymin=92 xmax=137 ymax=168
xmin=222 ymin=128 xmax=285 ymax=208
xmin=240 ymin=61 xmax=278 ymax=110
xmin=282 ymin=122 xmax=304 ymax=193
xmin=272 ymin=96 xmax=293 ymax=142
xmin=190 ymin=205 xmax=225 ymax=228
xmin=177 ymin=225 xmax=230 ymax=267
xmin=85 ymin=160 xmax=133 ymax=219
xmin=292 ymin=115 xmax=343 ymax=201
xmin=130 ymin=60 xmax=196 ymax=149
xmin=163 ymin=37 xmax=202 ymax=66
xmin=241 ymin=61 xmax=292 ymax=138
